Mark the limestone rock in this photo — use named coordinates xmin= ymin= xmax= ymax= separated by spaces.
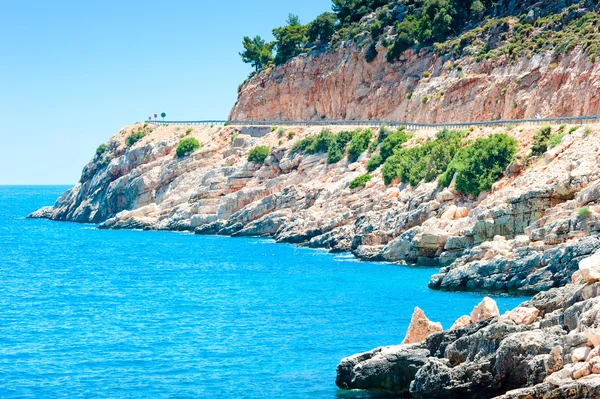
xmin=471 ymin=297 xmax=500 ymax=323
xmin=402 ymin=307 xmax=443 ymax=345
xmin=579 ymin=251 xmax=600 ymax=284
xmin=450 ymin=315 xmax=472 ymax=330
xmin=502 ymin=307 xmax=540 ymax=325
xmin=335 ymin=344 xmax=429 ymax=394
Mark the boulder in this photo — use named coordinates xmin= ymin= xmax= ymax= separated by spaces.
xmin=402 ymin=307 xmax=443 ymax=344
xmin=579 ymin=251 xmax=600 ymax=283
xmin=502 ymin=307 xmax=540 ymax=325
xmin=471 ymin=297 xmax=500 ymax=323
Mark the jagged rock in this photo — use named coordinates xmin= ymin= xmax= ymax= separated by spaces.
xmin=27 ymin=206 xmax=54 ymax=219
xmin=471 ymin=297 xmax=500 ymax=323
xmin=402 ymin=307 xmax=443 ymax=344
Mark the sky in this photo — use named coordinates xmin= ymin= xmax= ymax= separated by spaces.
xmin=0 ymin=0 xmax=330 ymax=185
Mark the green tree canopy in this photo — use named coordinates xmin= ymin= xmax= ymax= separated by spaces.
xmin=272 ymin=16 xmax=308 ymax=65
xmin=240 ymin=35 xmax=274 ymax=71
xmin=307 ymin=12 xmax=337 ymax=44
xmin=332 ymin=0 xmax=389 ymax=25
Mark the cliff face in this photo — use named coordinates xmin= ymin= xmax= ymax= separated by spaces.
xmin=230 ymin=47 xmax=600 ymax=123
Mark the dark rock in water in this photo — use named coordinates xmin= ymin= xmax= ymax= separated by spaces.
xmin=335 ymin=344 xmax=429 ymax=394
xmin=409 ymin=358 xmax=495 ymax=399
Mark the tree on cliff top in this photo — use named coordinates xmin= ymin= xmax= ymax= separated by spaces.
xmin=272 ymin=14 xmax=309 ymax=65
xmin=307 ymin=12 xmax=337 ymax=45
xmin=240 ymin=35 xmax=273 ymax=72
xmin=332 ymin=0 xmax=390 ymax=25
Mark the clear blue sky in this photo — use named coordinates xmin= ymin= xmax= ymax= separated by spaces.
xmin=0 ymin=0 xmax=329 ymax=185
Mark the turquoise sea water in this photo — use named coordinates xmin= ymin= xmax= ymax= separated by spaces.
xmin=0 ymin=186 xmax=526 ymax=398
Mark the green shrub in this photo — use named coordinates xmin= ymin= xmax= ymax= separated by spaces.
xmin=531 ymin=125 xmax=552 ymax=155
xmin=327 ymin=130 xmax=354 ymax=163
xmin=247 ymin=145 xmax=270 ymax=163
xmin=379 ymin=128 xmax=411 ymax=161
xmin=377 ymin=124 xmax=393 ymax=143
xmin=305 ymin=130 xmax=334 ymax=154
xmin=366 ymin=154 xmax=383 ymax=172
xmin=349 ymin=174 xmax=373 ymax=189
xmin=95 ymin=144 xmax=108 ymax=157
xmin=578 ymin=207 xmax=591 ymax=218
xmin=549 ymin=133 xmax=565 ymax=148
xmin=439 ymin=134 xmax=517 ymax=196
xmin=176 ymin=137 xmax=201 ymax=157
xmin=383 ymin=129 xmax=464 ymax=186
xmin=347 ymin=129 xmax=373 ymax=162
xmin=290 ymin=136 xmax=316 ymax=154
xmin=568 ymin=126 xmax=579 ymax=134
xmin=185 ymin=128 xmax=193 ymax=134
xmin=126 ymin=129 xmax=147 ymax=147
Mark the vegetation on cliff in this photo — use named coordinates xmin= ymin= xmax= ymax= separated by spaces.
xmin=380 ymin=129 xmax=516 ymax=196
xmin=247 ymin=145 xmax=271 ymax=164
xmin=349 ymin=173 xmax=374 ymax=189
xmin=176 ymin=137 xmax=201 ymax=157
xmin=239 ymin=0 xmax=599 ymax=81
xmin=125 ymin=128 xmax=147 ymax=147
xmin=290 ymin=128 xmax=374 ymax=164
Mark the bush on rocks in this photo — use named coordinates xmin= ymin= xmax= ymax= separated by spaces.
xmin=95 ymin=144 xmax=108 ymax=157
xmin=439 ymin=133 xmax=517 ymax=196
xmin=349 ymin=174 xmax=373 ymax=189
xmin=531 ymin=125 xmax=552 ymax=155
xmin=327 ymin=130 xmax=354 ymax=163
xmin=366 ymin=154 xmax=383 ymax=172
xmin=383 ymin=129 xmax=464 ymax=186
xmin=247 ymin=145 xmax=270 ymax=164
xmin=347 ymin=129 xmax=374 ymax=162
xmin=379 ymin=127 xmax=412 ymax=161
xmin=176 ymin=137 xmax=201 ymax=158
xmin=125 ymin=128 xmax=147 ymax=147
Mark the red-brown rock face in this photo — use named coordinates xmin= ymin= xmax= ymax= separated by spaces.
xmin=230 ymin=45 xmax=600 ymax=122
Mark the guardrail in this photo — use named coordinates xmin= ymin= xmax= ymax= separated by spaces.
xmin=151 ymin=115 xmax=600 ymax=130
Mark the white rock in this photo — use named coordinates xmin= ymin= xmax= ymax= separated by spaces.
xmin=579 ymin=252 xmax=600 ymax=283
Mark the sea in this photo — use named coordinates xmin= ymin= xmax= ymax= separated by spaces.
xmin=0 ymin=186 xmax=526 ymax=398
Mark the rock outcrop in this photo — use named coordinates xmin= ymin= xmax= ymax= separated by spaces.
xmin=402 ymin=307 xmax=443 ymax=345
xmin=336 ymin=251 xmax=600 ymax=398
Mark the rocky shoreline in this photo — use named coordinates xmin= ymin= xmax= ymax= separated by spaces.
xmin=30 ymin=121 xmax=600 ymax=397
xmin=336 ymin=254 xmax=600 ymax=398
xmin=30 ymin=123 xmax=600 ymax=294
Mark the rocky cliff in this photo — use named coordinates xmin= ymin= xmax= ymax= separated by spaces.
xmin=230 ymin=0 xmax=600 ymax=123
xmin=231 ymin=47 xmax=600 ymax=123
